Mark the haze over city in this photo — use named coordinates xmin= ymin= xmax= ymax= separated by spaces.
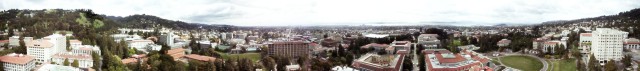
xmin=3 ymin=0 xmax=640 ymax=26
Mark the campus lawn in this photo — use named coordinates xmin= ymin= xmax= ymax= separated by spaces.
xmin=214 ymin=51 xmax=262 ymax=62
xmin=549 ymin=58 xmax=577 ymax=71
xmin=499 ymin=55 xmax=544 ymax=71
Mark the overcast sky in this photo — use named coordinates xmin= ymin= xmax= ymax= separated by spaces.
xmin=2 ymin=0 xmax=640 ymax=26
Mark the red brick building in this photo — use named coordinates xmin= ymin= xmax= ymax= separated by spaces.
xmin=423 ymin=49 xmax=493 ymax=71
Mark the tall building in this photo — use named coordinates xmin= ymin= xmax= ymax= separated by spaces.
xmin=264 ymin=41 xmax=310 ymax=58
xmin=589 ymin=28 xmax=628 ymax=64
xmin=159 ymin=32 xmax=175 ymax=46
xmin=26 ymin=40 xmax=55 ymax=63
xmin=0 ymin=53 xmax=36 ymax=71
xmin=43 ymin=34 xmax=67 ymax=53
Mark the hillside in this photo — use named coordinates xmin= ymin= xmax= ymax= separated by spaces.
xmin=106 ymin=14 xmax=235 ymax=31
xmin=533 ymin=8 xmax=640 ymax=38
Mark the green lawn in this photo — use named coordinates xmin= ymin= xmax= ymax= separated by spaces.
xmin=214 ymin=51 xmax=261 ymax=62
xmin=499 ymin=56 xmax=544 ymax=71
xmin=548 ymin=58 xmax=577 ymax=71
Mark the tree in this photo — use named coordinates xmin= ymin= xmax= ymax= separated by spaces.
xmin=72 ymin=60 xmax=79 ymax=67
xmin=604 ymin=60 xmax=617 ymax=71
xmin=91 ymin=52 xmax=101 ymax=70
xmin=16 ymin=36 xmax=26 ymax=54
xmin=63 ymin=58 xmax=70 ymax=66
xmin=588 ymin=54 xmax=600 ymax=71
xmin=66 ymin=38 xmax=71 ymax=51
xmin=0 ymin=61 xmax=4 ymax=71
xmin=262 ymin=56 xmax=276 ymax=71
xmin=623 ymin=55 xmax=632 ymax=67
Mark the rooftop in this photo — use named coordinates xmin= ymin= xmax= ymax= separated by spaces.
xmin=28 ymin=40 xmax=53 ymax=48
xmin=184 ymin=54 xmax=217 ymax=62
xmin=0 ymin=53 xmax=35 ymax=64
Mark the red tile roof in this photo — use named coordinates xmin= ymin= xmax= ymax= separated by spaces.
xmin=580 ymin=33 xmax=592 ymax=37
xmin=184 ymin=54 xmax=217 ymax=62
xmin=435 ymin=53 xmax=465 ymax=63
xmin=0 ymin=53 xmax=35 ymax=64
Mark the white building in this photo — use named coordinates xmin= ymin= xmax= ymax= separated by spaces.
xmin=625 ymin=38 xmax=640 ymax=50
xmin=69 ymin=40 xmax=82 ymax=47
xmin=71 ymin=45 xmax=101 ymax=55
xmin=111 ymin=34 xmax=143 ymax=41
xmin=127 ymin=40 xmax=155 ymax=50
xmin=51 ymin=53 xmax=93 ymax=68
xmin=579 ymin=33 xmax=593 ymax=55
xmin=159 ymin=32 xmax=175 ymax=46
xmin=589 ymin=28 xmax=628 ymax=64
xmin=26 ymin=40 xmax=55 ymax=63
xmin=43 ymin=34 xmax=67 ymax=53
xmin=35 ymin=64 xmax=82 ymax=71
xmin=8 ymin=36 xmax=33 ymax=47
xmin=0 ymin=53 xmax=36 ymax=71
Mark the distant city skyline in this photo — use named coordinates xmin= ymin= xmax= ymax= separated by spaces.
xmin=2 ymin=0 xmax=640 ymax=26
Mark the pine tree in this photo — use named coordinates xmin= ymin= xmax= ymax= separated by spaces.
xmin=588 ymin=54 xmax=600 ymax=71
xmin=604 ymin=60 xmax=617 ymax=71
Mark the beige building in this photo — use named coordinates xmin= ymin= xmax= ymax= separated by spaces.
xmin=0 ymin=53 xmax=36 ymax=71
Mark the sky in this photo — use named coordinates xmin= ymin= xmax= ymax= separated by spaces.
xmin=2 ymin=0 xmax=640 ymax=26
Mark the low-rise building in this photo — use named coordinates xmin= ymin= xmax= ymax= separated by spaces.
xmin=417 ymin=34 xmax=440 ymax=49
xmin=9 ymin=36 xmax=33 ymax=47
xmin=182 ymin=54 xmax=217 ymax=62
xmin=35 ymin=64 xmax=82 ymax=71
xmin=128 ymin=40 xmax=155 ymax=50
xmin=423 ymin=49 xmax=492 ymax=71
xmin=71 ymin=45 xmax=100 ymax=55
xmin=0 ymin=53 xmax=36 ymax=71
xmin=625 ymin=38 xmax=640 ymax=50
xmin=497 ymin=39 xmax=511 ymax=47
xmin=51 ymin=53 xmax=93 ymax=68
xmin=351 ymin=51 xmax=406 ymax=71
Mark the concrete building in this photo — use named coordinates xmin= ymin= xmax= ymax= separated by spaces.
xmin=390 ymin=41 xmax=411 ymax=51
xmin=417 ymin=34 xmax=440 ymax=49
xmin=43 ymin=34 xmax=67 ymax=53
xmin=159 ymin=32 xmax=175 ymax=47
xmin=579 ymin=33 xmax=593 ymax=55
xmin=71 ymin=45 xmax=100 ymax=55
xmin=35 ymin=64 xmax=82 ymax=71
xmin=625 ymin=38 xmax=640 ymax=50
xmin=264 ymin=41 xmax=310 ymax=58
xmin=51 ymin=53 xmax=93 ymax=68
xmin=351 ymin=51 xmax=406 ymax=71
xmin=497 ymin=39 xmax=511 ymax=47
xmin=423 ymin=49 xmax=492 ymax=71
xmin=0 ymin=53 xmax=36 ymax=71
xmin=26 ymin=40 xmax=54 ymax=63
xmin=128 ymin=40 xmax=155 ymax=50
xmin=68 ymin=40 xmax=82 ymax=47
xmin=589 ymin=28 xmax=628 ymax=64
xmin=8 ymin=36 xmax=33 ymax=47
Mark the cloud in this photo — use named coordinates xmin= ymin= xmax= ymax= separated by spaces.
xmin=2 ymin=0 xmax=640 ymax=26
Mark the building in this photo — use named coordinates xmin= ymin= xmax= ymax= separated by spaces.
xmin=417 ymin=34 xmax=440 ymax=49
xmin=68 ymin=40 xmax=82 ymax=47
xmin=26 ymin=40 xmax=55 ymax=63
xmin=588 ymin=28 xmax=628 ymax=64
xmin=351 ymin=51 xmax=406 ymax=71
xmin=111 ymin=34 xmax=143 ymax=41
xmin=497 ymin=39 xmax=511 ymax=47
xmin=390 ymin=41 xmax=411 ymax=51
xmin=422 ymin=49 xmax=492 ymax=71
xmin=8 ymin=36 xmax=33 ymax=47
xmin=128 ymin=40 xmax=155 ymax=50
xmin=264 ymin=41 xmax=310 ymax=58
xmin=71 ymin=45 xmax=100 ymax=55
xmin=51 ymin=53 xmax=93 ymax=68
xmin=625 ymin=38 xmax=640 ymax=50
xmin=43 ymin=34 xmax=67 ymax=53
xmin=0 ymin=53 xmax=36 ymax=71
xmin=168 ymin=48 xmax=186 ymax=60
xmin=182 ymin=54 xmax=217 ymax=62
xmin=35 ymin=64 xmax=82 ymax=71
xmin=285 ymin=65 xmax=301 ymax=71
xmin=159 ymin=32 xmax=175 ymax=47
xmin=579 ymin=33 xmax=593 ymax=55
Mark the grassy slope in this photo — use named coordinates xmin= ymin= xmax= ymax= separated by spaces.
xmin=500 ymin=56 xmax=544 ymax=71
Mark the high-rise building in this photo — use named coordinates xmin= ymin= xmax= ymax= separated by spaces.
xmin=43 ymin=34 xmax=67 ymax=53
xmin=264 ymin=41 xmax=310 ymax=58
xmin=159 ymin=32 xmax=175 ymax=46
xmin=0 ymin=53 xmax=36 ymax=71
xmin=589 ymin=28 xmax=628 ymax=64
